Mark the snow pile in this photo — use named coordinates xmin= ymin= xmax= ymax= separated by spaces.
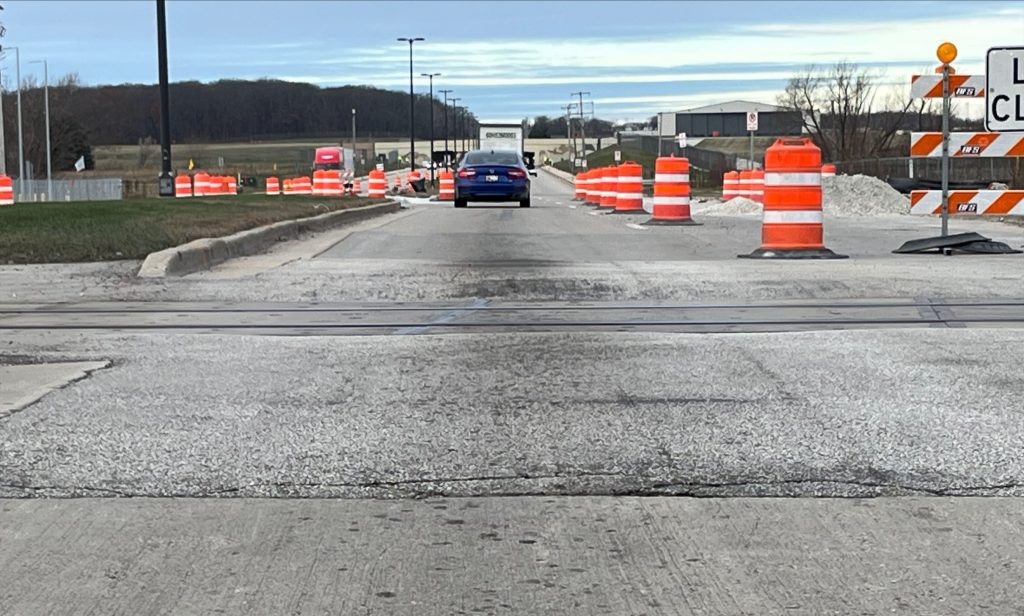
xmin=822 ymin=174 xmax=909 ymax=217
xmin=695 ymin=196 xmax=761 ymax=216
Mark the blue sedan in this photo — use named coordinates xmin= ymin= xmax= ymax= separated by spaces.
xmin=454 ymin=150 xmax=531 ymax=208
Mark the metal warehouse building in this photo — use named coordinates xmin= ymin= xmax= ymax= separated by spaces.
xmin=658 ymin=100 xmax=803 ymax=138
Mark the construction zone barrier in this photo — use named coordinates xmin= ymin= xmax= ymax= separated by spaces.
xmin=266 ymin=177 xmax=280 ymax=195
xmin=911 ymin=132 xmax=1024 ymax=157
xmin=750 ymin=169 xmax=765 ymax=204
xmin=193 ymin=172 xmax=210 ymax=197
xmin=439 ymin=170 xmax=455 ymax=201
xmin=737 ymin=169 xmax=753 ymax=200
xmin=740 ymin=137 xmax=846 ymax=260
xmin=0 ymin=175 xmax=13 ymax=205
xmin=282 ymin=179 xmax=293 ymax=195
xmin=599 ymin=166 xmax=618 ymax=209
xmin=910 ymin=74 xmax=985 ymax=98
xmin=294 ymin=176 xmax=312 ymax=195
xmin=312 ymin=170 xmax=327 ymax=196
xmin=393 ymin=173 xmax=403 ymax=193
xmin=175 ymin=174 xmax=192 ymax=198
xmin=723 ymin=170 xmax=739 ymax=200
xmin=583 ymin=170 xmax=597 ymax=205
xmin=205 ymin=176 xmax=222 ymax=195
xmin=351 ymin=177 xmax=362 ymax=196
xmin=228 ymin=176 xmax=238 ymax=195
xmin=910 ymin=190 xmax=1024 ymax=216
xmin=368 ymin=170 xmax=387 ymax=198
xmin=611 ymin=161 xmax=644 ymax=214
xmin=646 ymin=156 xmax=696 ymax=225
xmin=574 ymin=173 xmax=585 ymax=200
xmin=324 ymin=170 xmax=343 ymax=196
xmin=821 ymin=164 xmax=836 ymax=177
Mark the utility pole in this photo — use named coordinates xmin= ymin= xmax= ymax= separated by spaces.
xmin=449 ymin=97 xmax=461 ymax=158
xmin=397 ymin=37 xmax=424 ymax=171
xmin=420 ymin=72 xmax=439 ymax=184
xmin=155 ymin=0 xmax=173 ymax=196
xmin=351 ymin=108 xmax=356 ymax=173
xmin=30 ymin=59 xmax=50 ymax=199
xmin=571 ymin=91 xmax=590 ymax=163
xmin=0 ymin=65 xmax=6 ymax=176
xmin=562 ymin=104 xmax=574 ymax=173
xmin=439 ymin=88 xmax=452 ymax=167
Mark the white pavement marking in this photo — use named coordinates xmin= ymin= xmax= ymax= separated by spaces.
xmin=626 ymin=223 xmax=647 ymax=231
xmin=393 ymin=298 xmax=491 ymax=335
xmin=568 ymin=205 xmax=577 ymax=209
xmin=0 ymin=361 xmax=110 ymax=417
xmin=587 ymin=211 xmax=603 ymax=216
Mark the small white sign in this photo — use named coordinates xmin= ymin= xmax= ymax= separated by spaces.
xmin=375 ymin=163 xmax=384 ymax=171
xmin=580 ymin=158 xmax=588 ymax=168
xmin=677 ymin=132 xmax=687 ymax=148
xmin=746 ymin=111 xmax=759 ymax=132
xmin=614 ymin=150 xmax=622 ymax=162
xmin=986 ymin=46 xmax=1024 ymax=132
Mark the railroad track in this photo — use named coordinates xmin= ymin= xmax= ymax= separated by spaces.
xmin=1 ymin=299 xmax=1023 ymax=335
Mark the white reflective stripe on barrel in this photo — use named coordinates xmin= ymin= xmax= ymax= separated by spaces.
xmin=763 ymin=210 xmax=823 ymax=224
xmin=764 ymin=172 xmax=822 ymax=186
xmin=616 ymin=192 xmax=644 ymax=200
xmin=653 ymin=196 xmax=690 ymax=206
xmin=655 ymin=173 xmax=689 ymax=183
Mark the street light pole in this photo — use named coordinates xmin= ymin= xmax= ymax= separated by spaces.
xmin=351 ymin=108 xmax=357 ymax=174
xmin=397 ymin=37 xmax=423 ymax=172
xmin=30 ymin=59 xmax=50 ymax=199
xmin=156 ymin=0 xmax=173 ymax=196
xmin=0 ymin=65 xmax=6 ymax=176
xmin=420 ymin=72 xmax=439 ymax=183
xmin=438 ymin=88 xmax=452 ymax=168
xmin=449 ymin=97 xmax=461 ymax=158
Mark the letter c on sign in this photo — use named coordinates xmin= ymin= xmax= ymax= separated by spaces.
xmin=992 ymin=94 xmax=1011 ymax=122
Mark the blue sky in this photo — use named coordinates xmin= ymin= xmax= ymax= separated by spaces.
xmin=2 ymin=0 xmax=1021 ymax=122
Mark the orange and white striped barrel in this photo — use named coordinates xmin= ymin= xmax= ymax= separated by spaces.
xmin=174 ymin=174 xmax=192 ymax=198
xmin=750 ymin=169 xmax=764 ymax=204
xmin=294 ymin=176 xmax=312 ymax=195
xmin=0 ymin=175 xmax=13 ymax=205
xmin=645 ymin=156 xmax=695 ymax=225
xmin=351 ymin=178 xmax=362 ymax=196
xmin=368 ymin=170 xmax=387 ymax=198
xmin=282 ymin=179 xmax=293 ymax=195
xmin=821 ymin=164 xmax=836 ymax=177
xmin=205 ymin=176 xmax=221 ymax=195
xmin=612 ymin=161 xmax=644 ymax=214
xmin=228 ymin=176 xmax=238 ymax=195
xmin=722 ymin=171 xmax=739 ymax=200
xmin=599 ymin=166 xmax=618 ymax=209
xmin=312 ymin=170 xmax=326 ymax=196
xmin=393 ymin=174 xmax=403 ymax=192
xmin=266 ymin=177 xmax=280 ymax=195
xmin=438 ymin=170 xmax=455 ymax=201
xmin=574 ymin=173 xmax=585 ymax=200
xmin=582 ymin=170 xmax=597 ymax=205
xmin=737 ymin=170 xmax=753 ymax=200
xmin=740 ymin=138 xmax=845 ymax=259
xmin=192 ymin=172 xmax=209 ymax=197
xmin=323 ymin=170 xmax=343 ymax=196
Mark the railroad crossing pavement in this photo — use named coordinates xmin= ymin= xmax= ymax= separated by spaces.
xmin=2 ymin=496 xmax=1022 ymax=615
xmin=3 ymin=171 xmax=1024 ymax=613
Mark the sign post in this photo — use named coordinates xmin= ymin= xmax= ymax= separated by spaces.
xmin=936 ymin=42 xmax=958 ymax=236
xmin=746 ymin=111 xmax=758 ymax=170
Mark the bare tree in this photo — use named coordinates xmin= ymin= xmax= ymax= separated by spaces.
xmin=778 ymin=62 xmax=914 ymax=162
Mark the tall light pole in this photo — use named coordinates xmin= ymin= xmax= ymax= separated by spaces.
xmin=2 ymin=45 xmax=25 ymax=195
xmin=155 ymin=0 xmax=173 ymax=196
xmin=397 ymin=37 xmax=423 ymax=171
xmin=449 ymin=97 xmax=461 ymax=158
xmin=0 ymin=65 xmax=6 ymax=176
xmin=29 ymin=59 xmax=50 ymax=199
xmin=351 ymin=108 xmax=356 ymax=173
xmin=420 ymin=72 xmax=439 ymax=184
xmin=438 ymin=88 xmax=452 ymax=168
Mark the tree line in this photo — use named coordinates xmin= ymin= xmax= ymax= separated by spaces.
xmin=1 ymin=77 xmax=479 ymax=174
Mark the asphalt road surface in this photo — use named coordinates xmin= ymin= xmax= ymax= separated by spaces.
xmin=2 ymin=169 xmax=1024 ymax=614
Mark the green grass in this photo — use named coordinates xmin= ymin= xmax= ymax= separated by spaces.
xmin=0 ymin=194 xmax=383 ymax=264
xmin=553 ymin=146 xmax=659 ymax=179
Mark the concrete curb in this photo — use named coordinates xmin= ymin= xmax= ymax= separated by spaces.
xmin=541 ymin=166 xmax=576 ymax=185
xmin=138 ymin=201 xmax=400 ymax=278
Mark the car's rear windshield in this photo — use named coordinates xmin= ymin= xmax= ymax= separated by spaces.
xmin=464 ymin=151 xmax=521 ymax=166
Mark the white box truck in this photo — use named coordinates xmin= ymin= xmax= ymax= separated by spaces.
xmin=478 ymin=123 xmax=534 ymax=172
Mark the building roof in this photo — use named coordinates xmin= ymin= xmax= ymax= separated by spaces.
xmin=676 ymin=100 xmax=785 ymax=114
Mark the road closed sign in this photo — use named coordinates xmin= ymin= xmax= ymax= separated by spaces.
xmin=986 ymin=47 xmax=1024 ymax=132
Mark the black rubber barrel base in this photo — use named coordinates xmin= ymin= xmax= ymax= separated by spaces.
xmin=738 ymin=247 xmax=848 ymax=259
xmin=642 ymin=218 xmax=701 ymax=226
xmin=607 ymin=209 xmax=648 ymax=215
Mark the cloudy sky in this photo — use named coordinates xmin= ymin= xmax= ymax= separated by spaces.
xmin=2 ymin=0 xmax=1021 ymax=122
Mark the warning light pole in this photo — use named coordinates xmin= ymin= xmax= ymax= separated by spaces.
xmin=936 ymin=41 xmax=957 ymax=237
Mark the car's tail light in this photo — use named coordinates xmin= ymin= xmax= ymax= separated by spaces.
xmin=457 ymin=169 xmax=476 ymax=178
xmin=507 ymin=169 xmax=526 ymax=178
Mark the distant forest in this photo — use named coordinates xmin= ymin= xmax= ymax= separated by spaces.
xmin=1 ymin=77 xmax=481 ymax=172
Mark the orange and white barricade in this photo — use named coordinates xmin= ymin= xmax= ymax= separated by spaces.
xmin=323 ymin=170 xmax=343 ymax=196
xmin=192 ymin=172 xmax=209 ymax=197
xmin=750 ymin=169 xmax=765 ymax=204
xmin=312 ymin=170 xmax=326 ymax=196
xmin=821 ymin=164 xmax=836 ymax=177
xmin=910 ymin=190 xmax=1024 ymax=216
xmin=266 ymin=176 xmax=280 ymax=195
xmin=737 ymin=169 xmax=753 ymax=200
xmin=740 ymin=138 xmax=845 ymax=260
xmin=228 ymin=176 xmax=238 ymax=195
xmin=645 ymin=156 xmax=696 ymax=225
xmin=292 ymin=176 xmax=311 ymax=195
xmin=583 ymin=170 xmax=597 ymax=205
xmin=175 ymin=174 xmax=192 ymax=198
xmin=911 ymin=132 xmax=1024 ymax=157
xmin=574 ymin=173 xmax=585 ymax=200
xmin=598 ymin=166 xmax=618 ymax=209
xmin=0 ymin=175 xmax=13 ymax=205
xmin=368 ymin=170 xmax=387 ymax=198
xmin=438 ymin=170 xmax=455 ymax=201
xmin=722 ymin=170 xmax=739 ymax=200
xmin=351 ymin=177 xmax=362 ymax=196
xmin=611 ymin=161 xmax=644 ymax=214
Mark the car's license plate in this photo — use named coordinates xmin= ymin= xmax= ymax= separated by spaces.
xmin=486 ymin=175 xmax=499 ymax=182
